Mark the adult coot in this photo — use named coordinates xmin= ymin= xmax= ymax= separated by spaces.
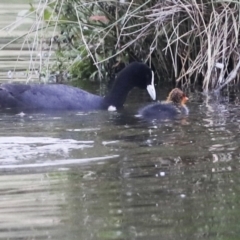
xmin=0 ymin=62 xmax=156 ymax=111
xmin=138 ymin=88 xmax=189 ymax=121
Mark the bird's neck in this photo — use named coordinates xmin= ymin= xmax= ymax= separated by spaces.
xmin=175 ymin=103 xmax=188 ymax=115
xmin=180 ymin=104 xmax=189 ymax=115
xmin=103 ymin=80 xmax=133 ymax=109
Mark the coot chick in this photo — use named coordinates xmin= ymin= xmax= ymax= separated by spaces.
xmin=0 ymin=62 xmax=156 ymax=111
xmin=138 ymin=88 xmax=189 ymax=121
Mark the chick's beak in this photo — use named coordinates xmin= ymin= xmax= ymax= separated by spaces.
xmin=182 ymin=96 xmax=189 ymax=104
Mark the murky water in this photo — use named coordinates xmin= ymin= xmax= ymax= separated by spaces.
xmin=1 ymin=1 xmax=240 ymax=240
xmin=0 ymin=90 xmax=239 ymax=240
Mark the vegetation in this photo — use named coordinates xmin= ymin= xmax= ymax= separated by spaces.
xmin=5 ymin=0 xmax=240 ymax=91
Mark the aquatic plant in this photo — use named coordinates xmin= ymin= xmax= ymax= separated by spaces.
xmin=2 ymin=0 xmax=240 ymax=91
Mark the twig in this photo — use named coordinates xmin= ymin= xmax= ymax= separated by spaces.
xmin=216 ymin=58 xmax=240 ymax=91
xmin=74 ymin=4 xmax=102 ymax=78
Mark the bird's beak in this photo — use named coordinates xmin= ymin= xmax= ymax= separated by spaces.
xmin=182 ymin=96 xmax=189 ymax=105
xmin=147 ymin=71 xmax=156 ymax=100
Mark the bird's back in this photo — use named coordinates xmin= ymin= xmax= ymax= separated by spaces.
xmin=139 ymin=102 xmax=180 ymax=121
xmin=0 ymin=83 xmax=103 ymax=110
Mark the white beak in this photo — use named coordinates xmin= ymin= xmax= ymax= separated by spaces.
xmin=146 ymin=71 xmax=156 ymax=100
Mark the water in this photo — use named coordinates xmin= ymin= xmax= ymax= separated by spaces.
xmin=1 ymin=1 xmax=240 ymax=240
xmin=0 ymin=91 xmax=238 ymax=240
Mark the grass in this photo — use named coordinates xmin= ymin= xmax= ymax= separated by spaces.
xmin=1 ymin=0 xmax=240 ymax=91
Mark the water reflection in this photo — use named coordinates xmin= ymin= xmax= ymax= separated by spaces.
xmin=0 ymin=136 xmax=93 ymax=163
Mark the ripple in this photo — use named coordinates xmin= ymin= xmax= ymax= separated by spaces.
xmin=66 ymin=128 xmax=100 ymax=132
xmin=0 ymin=137 xmax=94 ymax=162
xmin=0 ymin=155 xmax=119 ymax=169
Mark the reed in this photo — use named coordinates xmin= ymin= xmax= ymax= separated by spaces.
xmin=3 ymin=0 xmax=240 ymax=91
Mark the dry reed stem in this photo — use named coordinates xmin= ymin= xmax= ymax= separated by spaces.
xmin=3 ymin=0 xmax=240 ymax=89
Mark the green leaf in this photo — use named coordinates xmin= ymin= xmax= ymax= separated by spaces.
xmin=44 ymin=8 xmax=52 ymax=21
xmin=29 ymin=3 xmax=35 ymax=12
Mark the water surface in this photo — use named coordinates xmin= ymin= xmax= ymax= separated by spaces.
xmin=0 ymin=89 xmax=239 ymax=240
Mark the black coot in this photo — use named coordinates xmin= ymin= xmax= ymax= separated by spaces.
xmin=0 ymin=62 xmax=156 ymax=111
